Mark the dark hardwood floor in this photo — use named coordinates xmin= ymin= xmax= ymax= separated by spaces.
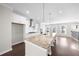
xmin=51 ymin=36 xmax=79 ymax=56
xmin=1 ymin=42 xmax=25 ymax=56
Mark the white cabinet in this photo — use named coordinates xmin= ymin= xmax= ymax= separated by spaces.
xmin=25 ymin=40 xmax=47 ymax=56
xmin=40 ymin=23 xmax=72 ymax=37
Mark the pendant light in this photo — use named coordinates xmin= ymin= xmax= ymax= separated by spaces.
xmin=43 ymin=3 xmax=45 ymax=22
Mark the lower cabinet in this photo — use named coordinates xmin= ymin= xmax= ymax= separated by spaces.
xmin=24 ymin=40 xmax=48 ymax=56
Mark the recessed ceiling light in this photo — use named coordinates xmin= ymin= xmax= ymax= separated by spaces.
xmin=26 ymin=10 xmax=30 ymax=14
xmin=59 ymin=10 xmax=63 ymax=14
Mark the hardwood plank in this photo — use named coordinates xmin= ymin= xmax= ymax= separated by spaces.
xmin=51 ymin=36 xmax=79 ymax=56
xmin=1 ymin=42 xmax=25 ymax=56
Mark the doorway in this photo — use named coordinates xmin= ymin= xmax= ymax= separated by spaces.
xmin=12 ymin=23 xmax=24 ymax=45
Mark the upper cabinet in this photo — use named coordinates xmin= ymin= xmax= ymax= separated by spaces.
xmin=12 ymin=13 xmax=27 ymax=24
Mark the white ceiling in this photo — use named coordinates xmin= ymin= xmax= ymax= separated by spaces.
xmin=5 ymin=3 xmax=43 ymax=22
xmin=4 ymin=3 xmax=79 ymax=23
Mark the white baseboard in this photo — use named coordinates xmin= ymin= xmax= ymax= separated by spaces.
xmin=0 ymin=48 xmax=12 ymax=55
xmin=12 ymin=40 xmax=24 ymax=46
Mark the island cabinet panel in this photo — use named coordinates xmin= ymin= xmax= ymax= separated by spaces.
xmin=25 ymin=40 xmax=48 ymax=56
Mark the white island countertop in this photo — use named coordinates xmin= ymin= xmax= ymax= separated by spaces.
xmin=24 ymin=34 xmax=54 ymax=49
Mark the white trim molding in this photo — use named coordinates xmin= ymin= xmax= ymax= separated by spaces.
xmin=12 ymin=40 xmax=24 ymax=46
xmin=0 ymin=48 xmax=12 ymax=55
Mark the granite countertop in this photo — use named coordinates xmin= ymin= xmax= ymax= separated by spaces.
xmin=25 ymin=34 xmax=53 ymax=49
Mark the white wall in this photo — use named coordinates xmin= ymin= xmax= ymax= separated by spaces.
xmin=0 ymin=5 xmax=13 ymax=55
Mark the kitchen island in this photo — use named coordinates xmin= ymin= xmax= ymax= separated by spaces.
xmin=24 ymin=34 xmax=54 ymax=56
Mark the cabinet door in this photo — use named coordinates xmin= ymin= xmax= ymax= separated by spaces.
xmin=25 ymin=41 xmax=47 ymax=56
xmin=12 ymin=23 xmax=24 ymax=45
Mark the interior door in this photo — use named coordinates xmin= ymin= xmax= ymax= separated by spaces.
xmin=12 ymin=23 xmax=24 ymax=45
